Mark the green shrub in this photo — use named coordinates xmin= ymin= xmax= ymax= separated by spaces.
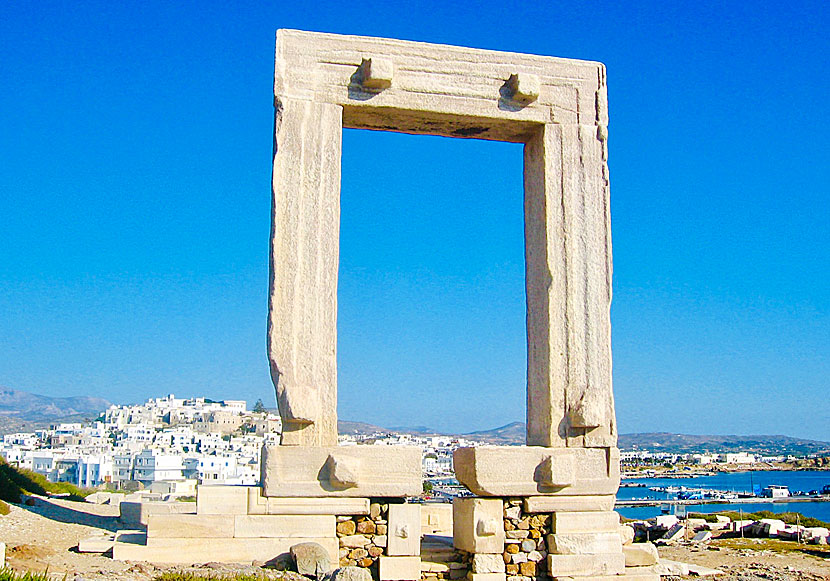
xmin=687 ymin=512 xmax=719 ymax=523
xmin=0 ymin=567 xmax=62 ymax=581
xmin=0 ymin=457 xmax=92 ymax=503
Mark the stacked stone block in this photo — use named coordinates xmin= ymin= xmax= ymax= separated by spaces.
xmin=503 ymin=499 xmax=548 ymax=580
xmin=453 ymin=495 xmax=657 ymax=581
xmin=337 ymin=501 xmax=391 ymax=570
xmin=113 ymin=486 xmax=342 ymax=563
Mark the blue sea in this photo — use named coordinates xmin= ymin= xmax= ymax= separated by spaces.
xmin=616 ymin=470 xmax=830 ymax=522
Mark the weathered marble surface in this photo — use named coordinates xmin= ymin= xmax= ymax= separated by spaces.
xmin=270 ymin=30 xmax=616 ymax=450
xmin=453 ymin=446 xmax=620 ymax=496
xmin=261 ymin=445 xmax=422 ymax=497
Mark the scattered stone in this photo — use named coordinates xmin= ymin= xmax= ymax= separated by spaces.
xmin=339 ymin=535 xmax=370 ymax=548
xmin=337 ymin=521 xmax=357 ymax=536
xmin=373 ymin=535 xmax=387 ymax=548
xmin=506 ymin=530 xmax=529 ymax=540
xmin=505 ymin=543 xmax=519 ymax=554
xmin=622 ymin=543 xmax=658 ymax=566
xmin=511 ymin=553 xmax=527 ymax=565
xmin=368 ymin=546 xmax=383 ymax=558
xmin=370 ymin=503 xmax=381 ymax=519
xmin=519 ymin=561 xmax=536 ymax=577
xmin=356 ymin=520 xmax=375 ymax=535
xmin=520 ymin=539 xmax=536 ymax=552
xmin=526 ymin=550 xmax=543 ymax=563
xmin=291 ymin=542 xmax=332 ymax=578
xmin=506 ymin=564 xmax=519 ymax=575
xmin=376 ymin=524 xmax=387 ymax=535
xmin=348 ymin=548 xmax=368 ymax=560
xmin=504 ymin=506 xmax=521 ymax=520
xmin=332 ymin=566 xmax=372 ymax=581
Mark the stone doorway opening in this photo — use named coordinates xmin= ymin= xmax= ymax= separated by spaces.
xmin=337 ymin=129 xmax=526 ymax=435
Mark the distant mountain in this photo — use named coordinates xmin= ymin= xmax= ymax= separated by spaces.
xmin=337 ymin=418 xmax=830 ymax=455
xmin=466 ymin=421 xmax=526 ymax=444
xmin=0 ymin=388 xmax=111 ymax=434
xmin=618 ymin=432 xmax=830 ymax=455
xmin=337 ymin=420 xmax=389 ymax=435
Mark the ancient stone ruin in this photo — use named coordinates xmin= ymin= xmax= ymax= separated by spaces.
xmin=113 ymin=29 xmax=655 ymax=581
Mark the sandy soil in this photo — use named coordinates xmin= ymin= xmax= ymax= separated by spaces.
xmin=660 ymin=539 xmax=830 ymax=580
xmin=2 ymin=498 xmax=829 ymax=580
xmin=0 ymin=498 xmax=303 ymax=580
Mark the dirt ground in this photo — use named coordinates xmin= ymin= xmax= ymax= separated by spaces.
xmin=0 ymin=499 xmax=302 ymax=580
xmin=660 ymin=539 xmax=830 ymax=580
xmin=1 ymin=498 xmax=830 ymax=580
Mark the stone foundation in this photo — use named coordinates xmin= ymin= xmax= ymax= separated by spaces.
xmin=452 ymin=496 xmax=657 ymax=581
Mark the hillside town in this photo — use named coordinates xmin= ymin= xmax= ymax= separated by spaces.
xmin=0 ymin=395 xmax=475 ymax=490
xmin=1 ymin=394 xmax=826 ymax=495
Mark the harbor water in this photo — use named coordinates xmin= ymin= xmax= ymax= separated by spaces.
xmin=616 ymin=470 xmax=830 ymax=522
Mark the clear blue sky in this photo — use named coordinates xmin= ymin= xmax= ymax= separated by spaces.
xmin=1 ymin=2 xmax=827 ymax=439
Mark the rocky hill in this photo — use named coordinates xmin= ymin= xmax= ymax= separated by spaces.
xmin=0 ymin=388 xmax=111 ymax=434
xmin=337 ymin=419 xmax=830 ymax=455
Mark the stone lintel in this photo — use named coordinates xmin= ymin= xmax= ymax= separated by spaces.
xmin=453 ymin=446 xmax=619 ymax=497
xmin=276 ymin=29 xmax=607 ymax=142
xmin=261 ymin=445 xmax=422 ymax=497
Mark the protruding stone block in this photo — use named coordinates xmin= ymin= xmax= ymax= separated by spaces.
xmin=387 ymin=504 xmax=421 ymax=556
xmin=261 ymin=445 xmax=421 ymax=497
xmin=523 ymin=495 xmax=615 ymax=514
xmin=551 ymin=511 xmax=620 ymax=534
xmin=197 ymin=485 xmax=250 ymax=515
xmin=379 ymin=556 xmax=421 ymax=580
xmin=453 ymin=497 xmax=504 ymax=554
xmin=453 ymin=447 xmax=619 ymax=496
xmin=326 ymin=454 xmax=360 ymax=488
xmin=547 ymin=553 xmax=625 ymax=577
xmin=538 ymin=454 xmax=575 ymax=487
xmin=507 ymin=73 xmax=540 ymax=103
xmin=359 ymin=58 xmax=394 ymax=89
